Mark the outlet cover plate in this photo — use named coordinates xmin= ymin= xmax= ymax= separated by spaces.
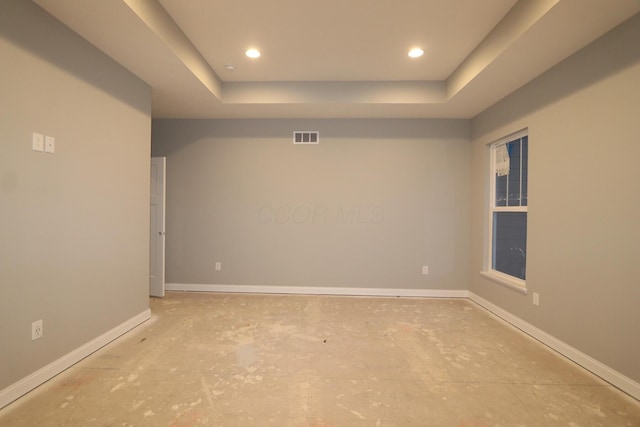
xmin=32 ymin=133 xmax=44 ymax=152
xmin=44 ymin=136 xmax=55 ymax=153
xmin=32 ymin=320 xmax=43 ymax=340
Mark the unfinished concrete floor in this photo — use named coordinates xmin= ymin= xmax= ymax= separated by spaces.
xmin=1 ymin=292 xmax=639 ymax=426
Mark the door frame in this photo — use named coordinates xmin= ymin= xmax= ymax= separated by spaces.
xmin=149 ymin=157 xmax=166 ymax=297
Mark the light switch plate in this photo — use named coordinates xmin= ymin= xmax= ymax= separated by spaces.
xmin=32 ymin=133 xmax=44 ymax=152
xmin=44 ymin=136 xmax=55 ymax=154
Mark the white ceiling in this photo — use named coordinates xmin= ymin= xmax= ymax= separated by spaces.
xmin=33 ymin=0 xmax=640 ymax=119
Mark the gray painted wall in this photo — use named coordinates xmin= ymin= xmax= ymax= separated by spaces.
xmin=0 ymin=1 xmax=151 ymax=390
xmin=470 ymin=14 xmax=640 ymax=383
xmin=152 ymin=119 xmax=470 ymax=290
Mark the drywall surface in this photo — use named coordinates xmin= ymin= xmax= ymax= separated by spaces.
xmin=152 ymin=119 xmax=470 ymax=290
xmin=470 ymin=13 xmax=640 ymax=384
xmin=0 ymin=1 xmax=151 ymax=390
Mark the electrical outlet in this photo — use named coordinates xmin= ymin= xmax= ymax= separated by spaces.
xmin=215 ymin=262 xmax=221 ymax=271
xmin=533 ymin=292 xmax=540 ymax=306
xmin=422 ymin=266 xmax=429 ymax=275
xmin=44 ymin=135 xmax=55 ymax=153
xmin=32 ymin=320 xmax=43 ymax=340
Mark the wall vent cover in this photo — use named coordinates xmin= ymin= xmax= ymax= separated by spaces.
xmin=293 ymin=131 xmax=319 ymax=144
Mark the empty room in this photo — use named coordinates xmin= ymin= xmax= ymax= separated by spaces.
xmin=1 ymin=0 xmax=639 ymax=425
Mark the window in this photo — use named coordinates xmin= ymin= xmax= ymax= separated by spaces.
xmin=484 ymin=130 xmax=528 ymax=291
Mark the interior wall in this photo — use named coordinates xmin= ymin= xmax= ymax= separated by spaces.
xmin=152 ymin=119 xmax=470 ymax=291
xmin=470 ymin=13 xmax=640 ymax=384
xmin=0 ymin=1 xmax=151 ymax=391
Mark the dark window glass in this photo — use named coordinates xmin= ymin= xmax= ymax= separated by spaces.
xmin=492 ymin=212 xmax=527 ymax=280
xmin=507 ymin=140 xmax=522 ymax=207
xmin=496 ymin=173 xmax=507 ymax=207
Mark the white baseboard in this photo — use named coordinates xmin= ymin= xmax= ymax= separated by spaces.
xmin=468 ymin=292 xmax=640 ymax=401
xmin=166 ymin=283 xmax=470 ymax=298
xmin=0 ymin=309 xmax=151 ymax=410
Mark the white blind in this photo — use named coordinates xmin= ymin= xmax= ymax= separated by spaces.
xmin=495 ymin=144 xmax=510 ymax=177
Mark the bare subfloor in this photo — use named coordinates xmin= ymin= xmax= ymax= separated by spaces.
xmin=1 ymin=292 xmax=639 ymax=426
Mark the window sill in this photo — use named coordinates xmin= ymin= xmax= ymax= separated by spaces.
xmin=480 ymin=270 xmax=527 ymax=294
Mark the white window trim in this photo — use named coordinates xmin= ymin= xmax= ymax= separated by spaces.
xmin=482 ymin=129 xmax=528 ymax=293
xmin=480 ymin=270 xmax=527 ymax=294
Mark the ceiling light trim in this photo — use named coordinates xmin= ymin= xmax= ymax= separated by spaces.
xmin=245 ymin=48 xmax=261 ymax=59
xmin=408 ymin=48 xmax=424 ymax=58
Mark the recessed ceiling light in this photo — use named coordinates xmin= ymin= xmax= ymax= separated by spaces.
xmin=245 ymin=48 xmax=261 ymax=59
xmin=408 ymin=48 xmax=424 ymax=58
xmin=224 ymin=64 xmax=236 ymax=71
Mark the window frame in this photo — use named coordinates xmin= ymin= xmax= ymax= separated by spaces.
xmin=482 ymin=129 xmax=528 ymax=294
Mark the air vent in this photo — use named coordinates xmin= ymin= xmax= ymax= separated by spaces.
xmin=293 ymin=131 xmax=319 ymax=144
